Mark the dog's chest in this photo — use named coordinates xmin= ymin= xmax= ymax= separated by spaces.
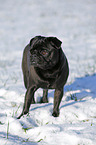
xmin=29 ymin=66 xmax=57 ymax=89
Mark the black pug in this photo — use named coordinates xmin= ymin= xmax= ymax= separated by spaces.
xmin=17 ymin=36 xmax=69 ymax=119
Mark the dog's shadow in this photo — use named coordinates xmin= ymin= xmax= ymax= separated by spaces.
xmin=65 ymin=73 xmax=96 ymax=100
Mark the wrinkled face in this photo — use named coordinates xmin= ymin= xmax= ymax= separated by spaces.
xmin=29 ymin=36 xmax=62 ymax=70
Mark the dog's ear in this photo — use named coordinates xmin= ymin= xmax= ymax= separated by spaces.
xmin=29 ymin=36 xmax=43 ymax=47
xmin=47 ymin=37 xmax=62 ymax=49
xmin=29 ymin=38 xmax=34 ymax=46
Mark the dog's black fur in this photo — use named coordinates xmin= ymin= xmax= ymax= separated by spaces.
xmin=17 ymin=36 xmax=69 ymax=119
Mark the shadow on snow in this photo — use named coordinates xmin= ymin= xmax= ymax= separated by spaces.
xmin=0 ymin=132 xmax=37 ymax=145
xmin=65 ymin=73 xmax=96 ymax=100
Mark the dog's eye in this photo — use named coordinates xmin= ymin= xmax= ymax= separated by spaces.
xmin=41 ymin=50 xmax=47 ymax=55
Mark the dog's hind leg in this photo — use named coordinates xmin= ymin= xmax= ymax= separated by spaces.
xmin=40 ymin=89 xmax=48 ymax=103
xmin=17 ymin=87 xmax=36 ymax=119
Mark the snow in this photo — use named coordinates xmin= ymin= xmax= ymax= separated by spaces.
xmin=0 ymin=0 xmax=96 ymax=144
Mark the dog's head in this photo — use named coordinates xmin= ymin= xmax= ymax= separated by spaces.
xmin=29 ymin=36 xmax=62 ymax=69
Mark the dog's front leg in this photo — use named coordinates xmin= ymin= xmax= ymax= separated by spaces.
xmin=52 ymin=88 xmax=63 ymax=117
xmin=17 ymin=87 xmax=36 ymax=119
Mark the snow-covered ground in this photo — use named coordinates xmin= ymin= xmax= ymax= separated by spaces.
xmin=0 ymin=0 xmax=96 ymax=144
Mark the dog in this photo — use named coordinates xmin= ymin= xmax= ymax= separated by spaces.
xmin=17 ymin=36 xmax=69 ymax=119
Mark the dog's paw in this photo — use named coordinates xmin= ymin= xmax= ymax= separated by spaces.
xmin=40 ymin=97 xmax=48 ymax=103
xmin=17 ymin=109 xmax=29 ymax=119
xmin=52 ymin=111 xmax=59 ymax=117
xmin=17 ymin=115 xmax=22 ymax=119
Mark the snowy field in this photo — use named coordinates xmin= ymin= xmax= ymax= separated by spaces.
xmin=0 ymin=0 xmax=96 ymax=144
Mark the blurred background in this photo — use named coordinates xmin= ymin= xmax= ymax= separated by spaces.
xmin=0 ymin=0 xmax=96 ymax=91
